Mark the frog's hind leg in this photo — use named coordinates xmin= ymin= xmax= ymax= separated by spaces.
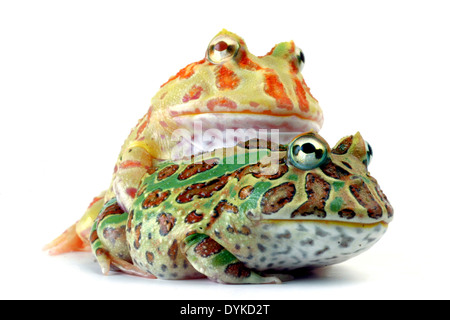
xmin=184 ymin=234 xmax=283 ymax=284
xmin=44 ymin=192 xmax=106 ymax=255
xmin=90 ymin=198 xmax=155 ymax=279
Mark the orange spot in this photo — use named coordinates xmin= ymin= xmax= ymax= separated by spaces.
xmin=289 ymin=58 xmax=299 ymax=74
xmin=293 ymin=78 xmax=309 ymax=112
xmin=160 ymin=59 xmax=206 ymax=87
xmin=215 ymin=65 xmax=240 ymax=90
xmin=302 ymin=78 xmax=318 ymax=102
xmin=119 ymin=160 xmax=143 ymax=169
xmin=264 ymin=73 xmax=293 ymax=110
xmin=206 ymin=97 xmax=237 ymax=111
xmin=249 ymin=101 xmax=260 ymax=108
xmin=238 ymin=50 xmax=262 ymax=71
xmin=183 ymin=85 xmax=204 ymax=103
xmin=136 ymin=116 xmax=149 ymax=139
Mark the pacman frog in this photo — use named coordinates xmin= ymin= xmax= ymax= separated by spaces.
xmin=45 ymin=29 xmax=323 ymax=255
xmin=89 ymin=132 xmax=393 ymax=284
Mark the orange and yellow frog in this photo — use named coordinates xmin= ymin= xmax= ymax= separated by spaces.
xmin=45 ymin=29 xmax=323 ymax=255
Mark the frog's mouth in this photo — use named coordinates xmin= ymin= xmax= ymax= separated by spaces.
xmin=171 ymin=113 xmax=321 ymax=153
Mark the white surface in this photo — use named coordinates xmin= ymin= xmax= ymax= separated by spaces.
xmin=1 ymin=0 xmax=449 ymax=300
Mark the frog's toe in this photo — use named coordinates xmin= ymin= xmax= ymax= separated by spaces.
xmin=44 ymin=223 xmax=90 ymax=255
xmin=261 ymin=273 xmax=294 ymax=283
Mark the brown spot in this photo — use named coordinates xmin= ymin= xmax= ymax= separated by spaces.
xmin=146 ymin=251 xmax=154 ymax=265
xmin=332 ymin=136 xmax=353 ymax=155
xmin=375 ymin=184 xmax=394 ymax=218
xmin=97 ymin=201 xmax=124 ymax=222
xmin=291 ymin=173 xmax=331 ymax=218
xmin=338 ymin=209 xmax=356 ymax=219
xmin=185 ymin=210 xmax=204 ymax=224
xmin=225 ymin=262 xmax=251 ymax=278
xmin=194 ymin=237 xmax=224 ymax=258
xmin=236 ymin=138 xmax=283 ymax=151
xmin=178 ymin=159 xmax=219 ymax=180
xmin=237 ymin=159 xmax=288 ymax=181
xmin=146 ymin=167 xmax=159 ymax=175
xmin=261 ymin=182 xmax=296 ymax=215
xmin=103 ymin=226 xmax=127 ymax=246
xmin=350 ymin=182 xmax=383 ymax=219
xmin=127 ymin=210 xmax=134 ymax=233
xmin=157 ymin=164 xmax=179 ymax=181
xmin=142 ymin=189 xmax=171 ymax=209
xmin=90 ymin=230 xmax=99 ymax=244
xmin=238 ymin=185 xmax=254 ymax=200
xmin=207 ymin=200 xmax=239 ymax=229
xmin=95 ymin=248 xmax=107 ymax=257
xmin=157 ymin=213 xmax=176 ymax=236
xmin=238 ymin=225 xmax=252 ymax=236
xmin=134 ymin=223 xmax=142 ymax=249
xmin=168 ymin=240 xmax=179 ymax=262
xmin=136 ymin=185 xmax=147 ymax=197
xmin=176 ymin=174 xmax=232 ymax=204
xmin=320 ymin=161 xmax=350 ymax=179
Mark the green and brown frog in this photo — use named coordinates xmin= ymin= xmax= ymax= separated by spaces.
xmin=90 ymin=132 xmax=393 ymax=284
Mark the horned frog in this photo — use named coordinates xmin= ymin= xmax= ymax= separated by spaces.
xmin=45 ymin=29 xmax=323 ymax=255
xmin=90 ymin=132 xmax=393 ymax=284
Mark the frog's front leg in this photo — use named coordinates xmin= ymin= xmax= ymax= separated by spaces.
xmin=112 ymin=140 xmax=154 ymax=212
xmin=184 ymin=234 xmax=282 ymax=284
xmin=90 ymin=198 xmax=155 ymax=279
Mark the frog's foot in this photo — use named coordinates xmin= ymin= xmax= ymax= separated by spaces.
xmin=184 ymin=234 xmax=283 ymax=284
xmin=44 ymin=192 xmax=106 ymax=255
xmin=43 ymin=223 xmax=90 ymax=255
xmin=94 ymin=248 xmax=156 ymax=279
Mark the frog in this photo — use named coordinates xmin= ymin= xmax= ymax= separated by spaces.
xmin=45 ymin=29 xmax=324 ymax=255
xmin=89 ymin=131 xmax=393 ymax=284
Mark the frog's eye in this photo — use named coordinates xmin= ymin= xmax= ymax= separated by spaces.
xmin=364 ymin=141 xmax=373 ymax=166
xmin=295 ymin=47 xmax=305 ymax=72
xmin=289 ymin=134 xmax=328 ymax=170
xmin=207 ymin=36 xmax=240 ymax=64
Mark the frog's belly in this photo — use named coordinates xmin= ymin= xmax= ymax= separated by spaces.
xmin=238 ymin=220 xmax=388 ymax=272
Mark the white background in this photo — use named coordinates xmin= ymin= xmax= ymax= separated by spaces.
xmin=1 ymin=0 xmax=449 ymax=300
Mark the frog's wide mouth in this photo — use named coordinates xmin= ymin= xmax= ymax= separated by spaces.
xmin=262 ymin=219 xmax=390 ymax=228
xmin=171 ymin=112 xmax=321 ymax=144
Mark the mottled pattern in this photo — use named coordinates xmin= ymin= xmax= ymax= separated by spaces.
xmin=261 ymin=182 xmax=296 ymax=215
xmin=291 ymin=173 xmax=331 ymax=218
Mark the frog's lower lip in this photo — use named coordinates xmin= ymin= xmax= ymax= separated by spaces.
xmin=172 ymin=112 xmax=322 ymax=142
xmin=264 ymin=219 xmax=390 ymax=228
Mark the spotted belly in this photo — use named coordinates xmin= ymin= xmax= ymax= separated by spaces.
xmin=233 ymin=220 xmax=388 ymax=271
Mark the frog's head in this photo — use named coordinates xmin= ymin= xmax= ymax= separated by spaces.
xmin=150 ymin=29 xmax=323 ymax=157
xmin=257 ymin=132 xmax=393 ymax=225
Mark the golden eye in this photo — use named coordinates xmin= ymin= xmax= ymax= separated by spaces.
xmin=207 ymin=36 xmax=240 ymax=64
xmin=295 ymin=47 xmax=305 ymax=72
xmin=289 ymin=134 xmax=328 ymax=170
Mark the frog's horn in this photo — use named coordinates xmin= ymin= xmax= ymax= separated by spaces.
xmin=331 ymin=132 xmax=368 ymax=162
